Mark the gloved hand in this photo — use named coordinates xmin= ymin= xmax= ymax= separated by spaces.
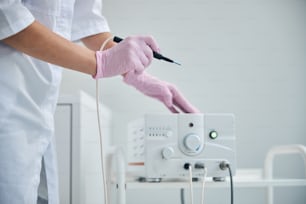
xmin=123 ymin=70 xmax=200 ymax=113
xmin=94 ymin=36 xmax=159 ymax=78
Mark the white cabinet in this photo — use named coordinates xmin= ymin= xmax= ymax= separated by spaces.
xmin=54 ymin=91 xmax=112 ymax=204
xmin=54 ymin=105 xmax=72 ymax=204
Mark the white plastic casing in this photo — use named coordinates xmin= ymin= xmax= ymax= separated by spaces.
xmin=127 ymin=113 xmax=236 ymax=180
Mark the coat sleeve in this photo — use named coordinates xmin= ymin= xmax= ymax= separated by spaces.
xmin=71 ymin=0 xmax=110 ymax=42
xmin=0 ymin=0 xmax=35 ymax=40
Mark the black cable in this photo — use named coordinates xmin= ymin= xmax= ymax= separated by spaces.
xmin=220 ymin=162 xmax=234 ymax=204
xmin=180 ymin=188 xmax=185 ymax=204
xmin=227 ymin=164 xmax=234 ymax=204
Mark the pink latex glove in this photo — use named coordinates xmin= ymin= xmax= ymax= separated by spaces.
xmin=94 ymin=36 xmax=159 ymax=78
xmin=123 ymin=71 xmax=200 ymax=113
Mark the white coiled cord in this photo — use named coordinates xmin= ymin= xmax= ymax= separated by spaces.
xmin=188 ymin=165 xmax=194 ymax=204
xmin=96 ymin=36 xmax=114 ymax=204
xmin=201 ymin=167 xmax=208 ymax=204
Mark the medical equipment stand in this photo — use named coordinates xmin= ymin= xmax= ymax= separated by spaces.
xmin=107 ymin=144 xmax=306 ymax=204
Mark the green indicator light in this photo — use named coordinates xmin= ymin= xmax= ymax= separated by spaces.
xmin=209 ymin=130 xmax=218 ymax=139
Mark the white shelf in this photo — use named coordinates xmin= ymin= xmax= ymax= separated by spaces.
xmin=109 ymin=141 xmax=306 ymax=204
xmin=123 ymin=169 xmax=306 ymax=189
xmin=125 ymin=178 xmax=306 ymax=189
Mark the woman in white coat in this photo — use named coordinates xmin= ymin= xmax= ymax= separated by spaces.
xmin=0 ymin=0 xmax=199 ymax=203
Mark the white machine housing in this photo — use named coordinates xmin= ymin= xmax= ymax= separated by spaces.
xmin=127 ymin=113 xmax=236 ymax=181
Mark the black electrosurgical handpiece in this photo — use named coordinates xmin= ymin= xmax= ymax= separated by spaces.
xmin=113 ymin=36 xmax=181 ymax=66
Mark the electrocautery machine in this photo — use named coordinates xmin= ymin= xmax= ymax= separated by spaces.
xmin=127 ymin=113 xmax=236 ymax=182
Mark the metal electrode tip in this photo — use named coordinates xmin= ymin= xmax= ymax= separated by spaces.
xmin=173 ymin=61 xmax=181 ymax=66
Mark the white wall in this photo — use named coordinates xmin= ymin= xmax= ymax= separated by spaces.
xmin=59 ymin=0 xmax=306 ymax=203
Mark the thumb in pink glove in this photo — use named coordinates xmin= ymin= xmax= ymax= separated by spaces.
xmin=94 ymin=36 xmax=159 ymax=78
xmin=123 ymin=71 xmax=200 ymax=113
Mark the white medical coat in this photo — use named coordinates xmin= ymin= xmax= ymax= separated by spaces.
xmin=0 ymin=0 xmax=109 ymax=203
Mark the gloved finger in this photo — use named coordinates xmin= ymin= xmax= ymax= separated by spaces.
xmin=168 ymin=106 xmax=180 ymax=113
xmin=133 ymin=58 xmax=146 ymax=74
xmin=161 ymin=91 xmax=180 ymax=113
xmin=135 ymin=46 xmax=153 ymax=70
xmin=162 ymin=97 xmax=179 ymax=113
xmin=139 ymin=35 xmax=160 ymax=53
xmin=168 ymin=84 xmax=200 ymax=113
xmin=153 ymin=86 xmax=179 ymax=113
xmin=141 ymin=44 xmax=154 ymax=64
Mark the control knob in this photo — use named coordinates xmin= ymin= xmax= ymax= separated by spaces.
xmin=184 ymin=134 xmax=202 ymax=152
xmin=162 ymin=147 xmax=174 ymax=160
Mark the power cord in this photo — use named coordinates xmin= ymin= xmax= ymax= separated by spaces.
xmin=188 ymin=165 xmax=194 ymax=204
xmin=194 ymin=163 xmax=208 ymax=204
xmin=96 ymin=36 xmax=114 ymax=204
xmin=182 ymin=163 xmax=207 ymax=204
xmin=200 ymin=167 xmax=208 ymax=204
xmin=220 ymin=161 xmax=234 ymax=204
xmin=181 ymin=162 xmax=233 ymax=204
